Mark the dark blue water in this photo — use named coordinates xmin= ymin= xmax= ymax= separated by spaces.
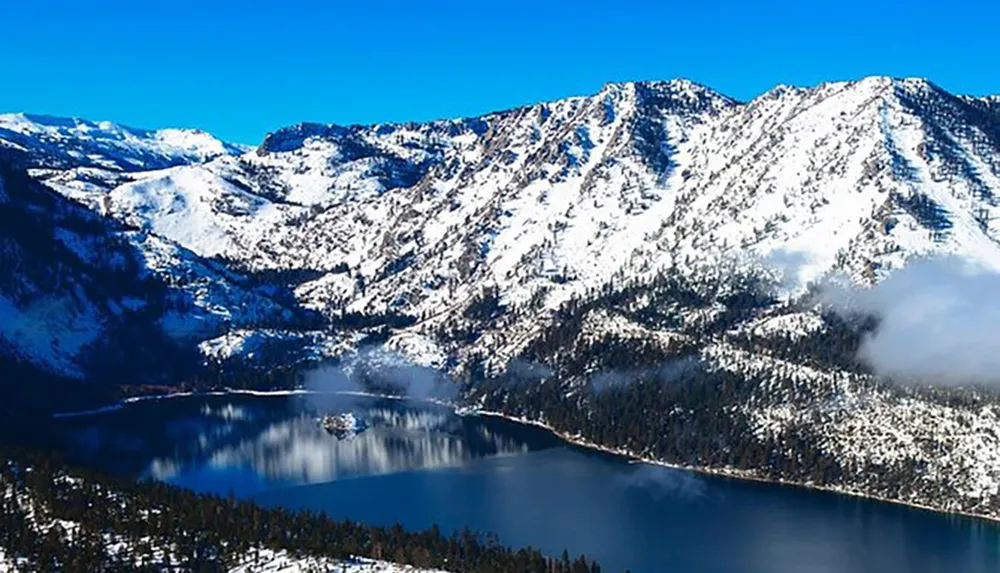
xmin=53 ymin=394 xmax=1000 ymax=573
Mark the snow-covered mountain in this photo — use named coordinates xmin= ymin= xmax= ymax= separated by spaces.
xmin=0 ymin=113 xmax=245 ymax=172
xmin=0 ymin=158 xmax=201 ymax=415
xmin=5 ymin=74 xmax=1000 ymax=379
xmin=4 ymin=75 xmax=1000 ymax=519
xmin=27 ymin=77 xmax=1000 ymax=320
xmin=0 ymin=149 xmax=316 ymax=410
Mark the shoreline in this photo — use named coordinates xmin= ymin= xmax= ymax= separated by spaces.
xmin=50 ymin=388 xmax=1000 ymax=525
xmin=51 ymin=388 xmax=456 ymax=419
xmin=51 ymin=388 xmax=320 ymax=418
xmin=470 ymin=409 xmax=1000 ymax=527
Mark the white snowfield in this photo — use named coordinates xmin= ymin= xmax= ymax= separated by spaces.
xmin=21 ymin=77 xmax=1000 ymax=328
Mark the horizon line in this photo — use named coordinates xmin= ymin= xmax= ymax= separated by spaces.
xmin=1 ymin=74 xmax=995 ymax=146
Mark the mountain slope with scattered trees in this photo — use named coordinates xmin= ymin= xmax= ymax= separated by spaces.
xmin=2 ymin=75 xmax=1000 ymax=546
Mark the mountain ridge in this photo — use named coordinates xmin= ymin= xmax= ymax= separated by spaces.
xmin=0 ymin=112 xmax=247 ymax=172
xmin=4 ymin=75 xmax=1000 ymax=521
xmin=7 ymin=74 xmax=1000 ymax=370
xmin=10 ymin=75 xmax=984 ymax=152
xmin=7 ymin=76 xmax=997 ymax=348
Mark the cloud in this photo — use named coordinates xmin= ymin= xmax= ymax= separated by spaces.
xmin=304 ymin=363 xmax=359 ymax=394
xmin=817 ymin=256 xmax=1000 ymax=387
xmin=588 ymin=357 xmax=704 ymax=394
xmin=617 ymin=463 xmax=708 ymax=501
xmin=589 ymin=370 xmax=633 ymax=393
xmin=486 ymin=358 xmax=555 ymax=391
xmin=504 ymin=358 xmax=554 ymax=382
xmin=303 ymin=346 xmax=457 ymax=405
xmin=370 ymin=356 xmax=454 ymax=401
xmin=763 ymin=248 xmax=814 ymax=293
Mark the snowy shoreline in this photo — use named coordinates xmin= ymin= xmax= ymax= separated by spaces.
xmin=50 ymin=388 xmax=455 ymax=419
xmin=470 ymin=409 xmax=1000 ymax=526
xmin=51 ymin=388 xmax=318 ymax=418
xmin=50 ymin=388 xmax=1000 ymax=525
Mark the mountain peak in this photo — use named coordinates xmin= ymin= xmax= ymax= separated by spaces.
xmin=744 ymin=76 xmax=964 ymax=112
xmin=600 ymin=78 xmax=739 ymax=105
xmin=603 ymin=77 xmax=716 ymax=91
xmin=253 ymin=79 xmax=739 ymax=156
xmin=257 ymin=122 xmax=354 ymax=154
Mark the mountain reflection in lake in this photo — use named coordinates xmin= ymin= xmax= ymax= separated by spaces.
xmin=55 ymin=395 xmax=559 ymax=496
xmin=50 ymin=394 xmax=1000 ymax=573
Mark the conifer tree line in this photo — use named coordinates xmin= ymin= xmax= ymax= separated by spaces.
xmin=0 ymin=447 xmax=610 ymax=573
xmin=461 ymin=267 xmax=1000 ymax=517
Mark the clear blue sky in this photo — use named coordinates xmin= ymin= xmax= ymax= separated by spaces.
xmin=3 ymin=0 xmax=998 ymax=144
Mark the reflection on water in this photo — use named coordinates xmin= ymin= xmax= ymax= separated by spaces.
xmin=57 ymin=395 xmax=546 ymax=495
xmin=200 ymin=402 xmax=253 ymax=422
xmin=152 ymin=409 xmax=529 ymax=485
xmin=51 ymin=394 xmax=1000 ymax=573
xmin=615 ymin=462 xmax=709 ymax=501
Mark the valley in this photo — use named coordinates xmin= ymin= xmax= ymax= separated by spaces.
xmin=22 ymin=394 xmax=1000 ymax=573
xmin=2 ymin=75 xmax=1000 ymax=569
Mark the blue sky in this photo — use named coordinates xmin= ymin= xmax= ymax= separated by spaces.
xmin=3 ymin=0 xmax=998 ymax=144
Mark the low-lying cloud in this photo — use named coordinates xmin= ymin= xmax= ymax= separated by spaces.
xmin=589 ymin=356 xmax=704 ymax=394
xmin=815 ymin=256 xmax=1000 ymax=387
xmin=304 ymin=346 xmax=457 ymax=411
xmin=763 ymin=248 xmax=814 ymax=294
xmin=504 ymin=358 xmax=554 ymax=382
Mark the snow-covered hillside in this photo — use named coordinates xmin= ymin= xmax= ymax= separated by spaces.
xmin=0 ymin=155 xmax=325 ymax=398
xmin=228 ymin=552 xmax=449 ymax=573
xmin=5 ymin=75 xmax=1000 ymax=379
xmin=22 ymin=77 xmax=1000 ymax=329
xmin=0 ymin=161 xmax=196 ymax=388
xmin=4 ymin=76 xmax=1000 ymax=521
xmin=0 ymin=113 xmax=244 ymax=172
xmin=4 ymin=73 xmax=1000 ymax=385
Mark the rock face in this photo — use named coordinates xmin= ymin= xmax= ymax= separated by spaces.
xmin=3 ymin=76 xmax=1000 ymax=518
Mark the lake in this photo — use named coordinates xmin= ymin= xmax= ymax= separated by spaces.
xmin=51 ymin=393 xmax=1000 ymax=573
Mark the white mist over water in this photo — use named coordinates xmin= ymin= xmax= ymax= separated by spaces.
xmin=302 ymin=346 xmax=458 ymax=412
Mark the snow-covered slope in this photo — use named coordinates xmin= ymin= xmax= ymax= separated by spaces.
xmin=32 ymin=77 xmax=1000 ymax=323
xmin=0 ymin=468 xmax=450 ymax=573
xmin=8 ymin=75 xmax=1000 ymax=375
xmin=0 ymin=113 xmax=245 ymax=172
xmin=6 ymin=75 xmax=1000 ymax=521
xmin=229 ymin=552 xmax=449 ymax=573
xmin=0 ymin=149 xmax=328 ymax=383
xmin=0 ymin=161 xmax=171 ymax=380
xmin=107 ymin=164 xmax=291 ymax=258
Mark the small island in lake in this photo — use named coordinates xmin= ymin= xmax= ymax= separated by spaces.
xmin=316 ymin=412 xmax=367 ymax=439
